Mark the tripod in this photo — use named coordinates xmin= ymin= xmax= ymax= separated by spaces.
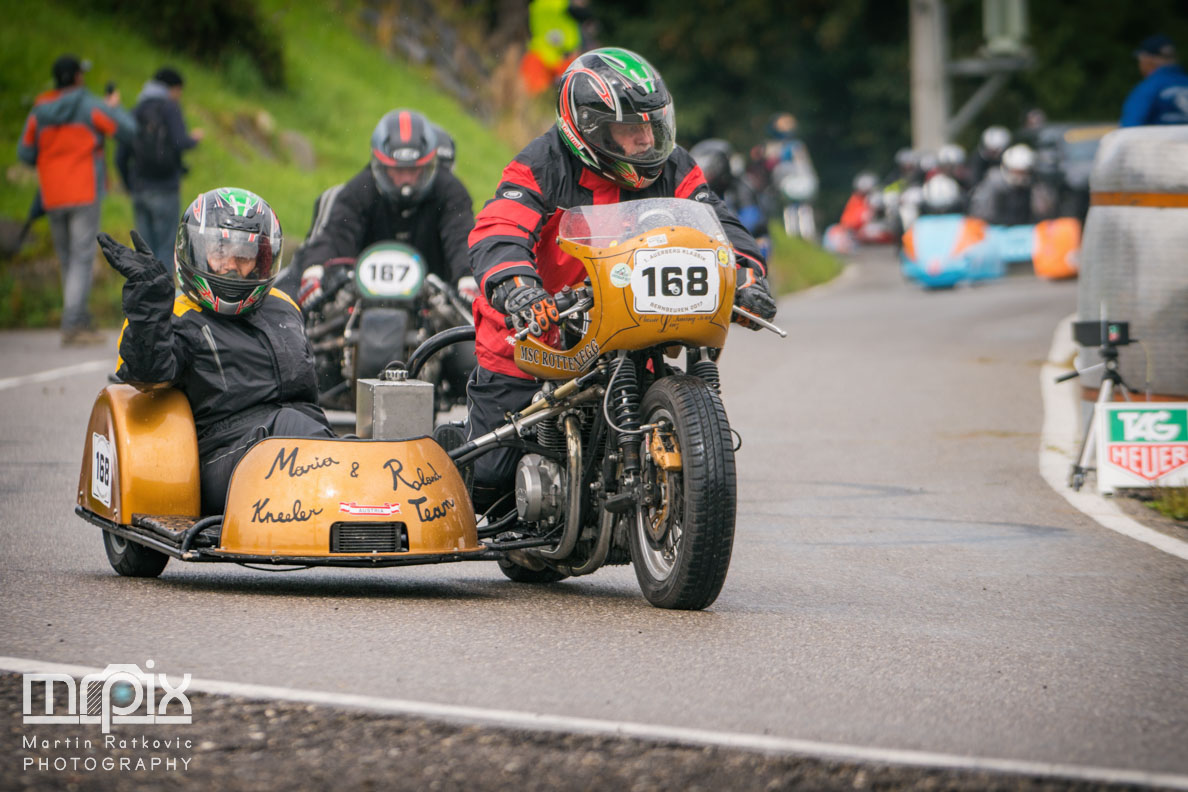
xmin=1056 ymin=335 xmax=1133 ymax=491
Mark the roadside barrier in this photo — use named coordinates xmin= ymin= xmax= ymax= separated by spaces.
xmin=1077 ymin=126 xmax=1188 ymax=401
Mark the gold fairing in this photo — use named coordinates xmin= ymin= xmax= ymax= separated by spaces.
xmin=77 ymin=385 xmax=201 ymax=524
xmin=218 ymin=438 xmax=482 ymax=557
xmin=514 ymin=225 xmax=736 ymax=380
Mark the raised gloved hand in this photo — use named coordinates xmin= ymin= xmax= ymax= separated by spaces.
xmin=96 ymin=230 xmax=166 ymax=282
xmin=491 ymin=274 xmax=559 ymax=336
xmin=733 ymin=268 xmax=777 ymax=330
xmin=298 ymin=259 xmax=352 ymax=312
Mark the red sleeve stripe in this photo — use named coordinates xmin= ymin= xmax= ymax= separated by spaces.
xmin=469 ymin=221 xmax=533 ymax=245
xmin=479 ymin=260 xmax=532 ymax=293
xmin=503 ymin=160 xmax=542 ymax=195
xmin=675 ymin=165 xmax=707 ymax=199
xmin=91 ymin=108 xmax=117 ymax=136
xmin=736 ymin=249 xmax=766 ymax=276
xmin=484 ymin=198 xmax=542 ymax=232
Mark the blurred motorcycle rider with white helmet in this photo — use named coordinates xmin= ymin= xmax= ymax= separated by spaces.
xmin=969 ymin=125 xmax=1011 ymax=186
xmin=969 ymin=143 xmax=1055 ymax=225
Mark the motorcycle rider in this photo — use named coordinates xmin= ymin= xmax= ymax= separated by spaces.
xmin=969 ymin=125 xmax=1011 ymax=187
xmin=97 ymin=188 xmax=335 ymax=517
xmin=292 ymin=109 xmax=476 ymax=312
xmin=464 ymin=46 xmax=775 ymax=515
xmin=968 ymin=143 xmax=1056 ymax=226
xmin=690 ymin=138 xmax=771 ymax=259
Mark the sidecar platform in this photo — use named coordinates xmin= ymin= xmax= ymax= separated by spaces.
xmin=77 ymin=385 xmax=499 ymax=569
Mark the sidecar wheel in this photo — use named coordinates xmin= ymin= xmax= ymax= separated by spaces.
xmin=497 ymin=557 xmax=569 ymax=583
xmin=103 ymin=530 xmax=169 ymax=578
xmin=630 ymin=376 xmax=735 ymax=610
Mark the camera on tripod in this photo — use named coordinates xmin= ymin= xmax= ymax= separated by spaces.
xmin=1072 ymin=319 xmax=1131 ymax=348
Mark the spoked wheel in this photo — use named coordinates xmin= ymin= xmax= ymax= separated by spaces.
xmin=103 ymin=530 xmax=169 ymax=578
xmin=630 ymin=376 xmax=736 ymax=610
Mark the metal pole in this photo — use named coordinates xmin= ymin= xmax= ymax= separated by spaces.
xmin=910 ymin=0 xmax=949 ymax=151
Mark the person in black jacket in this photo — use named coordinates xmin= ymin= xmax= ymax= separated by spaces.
xmin=464 ymin=46 xmax=776 ymax=514
xmin=97 ymin=187 xmax=334 ymax=516
xmin=290 ymin=109 xmax=476 ymax=311
xmin=115 ymin=67 xmax=204 ymax=266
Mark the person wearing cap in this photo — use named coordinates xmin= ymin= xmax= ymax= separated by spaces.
xmin=116 ymin=67 xmax=205 ymax=266
xmin=1120 ymin=34 xmax=1188 ymax=127
xmin=17 ymin=54 xmax=137 ymax=345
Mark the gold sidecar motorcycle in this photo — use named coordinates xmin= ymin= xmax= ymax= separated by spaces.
xmin=76 ymin=198 xmax=783 ymax=610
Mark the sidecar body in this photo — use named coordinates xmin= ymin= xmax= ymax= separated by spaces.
xmin=900 ymin=214 xmax=1001 ymax=289
xmin=76 ymin=385 xmax=488 ymax=573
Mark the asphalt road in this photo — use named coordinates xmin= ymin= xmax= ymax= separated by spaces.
xmin=1 ymin=248 xmax=1185 ymax=784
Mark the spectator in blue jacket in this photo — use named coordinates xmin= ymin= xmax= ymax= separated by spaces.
xmin=117 ymin=67 xmax=205 ymax=266
xmin=1120 ymin=35 xmax=1188 ymax=127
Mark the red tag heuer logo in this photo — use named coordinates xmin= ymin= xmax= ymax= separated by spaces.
xmin=1107 ymin=445 xmax=1188 ymax=481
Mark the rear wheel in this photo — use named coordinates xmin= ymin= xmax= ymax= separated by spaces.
xmin=103 ymin=530 xmax=169 ymax=578
xmin=630 ymin=376 xmax=736 ymax=610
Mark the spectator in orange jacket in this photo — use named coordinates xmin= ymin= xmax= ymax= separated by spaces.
xmin=17 ymin=54 xmax=136 ymax=345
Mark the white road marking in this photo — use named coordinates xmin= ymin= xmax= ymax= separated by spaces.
xmin=1039 ymin=314 xmax=1188 ymax=561
xmin=0 ymin=360 xmax=111 ymax=392
xmin=2 ymin=655 xmax=1186 ymax=789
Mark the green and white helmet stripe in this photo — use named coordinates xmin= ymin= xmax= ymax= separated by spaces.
xmin=216 ymin=187 xmax=260 ymax=216
xmin=596 ymin=48 xmax=657 ymax=94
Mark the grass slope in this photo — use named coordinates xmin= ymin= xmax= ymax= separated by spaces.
xmin=0 ymin=0 xmax=837 ymax=327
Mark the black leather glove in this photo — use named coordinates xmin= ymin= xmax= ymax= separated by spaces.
xmin=734 ymin=268 xmax=777 ymax=330
xmin=96 ymin=230 xmax=166 ymax=282
xmin=491 ymin=275 xmax=559 ymax=335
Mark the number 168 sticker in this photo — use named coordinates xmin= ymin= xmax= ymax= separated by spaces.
xmin=92 ymin=432 xmax=113 ymax=507
xmin=630 ymin=248 xmax=720 ymax=314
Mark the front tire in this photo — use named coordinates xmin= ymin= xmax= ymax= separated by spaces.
xmin=630 ymin=376 xmax=736 ymax=610
xmin=103 ymin=530 xmax=169 ymax=578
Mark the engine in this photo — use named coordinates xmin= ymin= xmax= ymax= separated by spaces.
xmin=513 ymin=454 xmax=566 ymax=525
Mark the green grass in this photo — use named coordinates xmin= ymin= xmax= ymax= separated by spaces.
xmin=0 ymin=0 xmax=838 ymax=327
xmin=1149 ymin=488 xmax=1188 ymax=522
xmin=767 ymin=227 xmax=843 ymax=294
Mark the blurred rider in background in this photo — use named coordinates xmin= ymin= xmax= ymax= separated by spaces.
xmin=968 ymin=143 xmax=1055 ymax=226
xmin=969 ymin=125 xmax=1011 ymax=187
xmin=690 ymin=138 xmax=771 ymax=259
xmin=289 ymin=109 xmax=476 ymax=313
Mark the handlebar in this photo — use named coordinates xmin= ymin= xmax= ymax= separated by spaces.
xmin=732 ymin=306 xmax=787 ymax=337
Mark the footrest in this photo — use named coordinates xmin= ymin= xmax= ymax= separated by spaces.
xmin=131 ymin=514 xmax=199 ymax=546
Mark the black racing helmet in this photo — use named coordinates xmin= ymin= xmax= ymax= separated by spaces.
xmin=369 ymin=109 xmax=439 ymax=205
xmin=556 ymin=47 xmax=676 ymax=190
xmin=175 ymin=187 xmax=282 ymax=316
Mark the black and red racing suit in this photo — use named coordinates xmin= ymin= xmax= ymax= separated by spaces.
xmin=463 ymin=127 xmax=767 ymax=509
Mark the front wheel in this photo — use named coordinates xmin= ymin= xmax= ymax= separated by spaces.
xmin=630 ymin=376 xmax=736 ymax=610
xmin=103 ymin=530 xmax=169 ymax=578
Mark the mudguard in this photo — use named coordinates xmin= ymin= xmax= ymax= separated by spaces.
xmin=1032 ymin=217 xmax=1081 ymax=280
xmin=77 ymin=385 xmax=200 ymax=525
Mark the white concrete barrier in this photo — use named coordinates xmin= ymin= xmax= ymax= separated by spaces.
xmin=1077 ymin=126 xmax=1188 ymax=399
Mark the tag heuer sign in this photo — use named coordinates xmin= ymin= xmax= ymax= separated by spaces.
xmin=1096 ymin=403 xmax=1188 ymax=493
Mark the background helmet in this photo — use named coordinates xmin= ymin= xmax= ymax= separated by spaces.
xmin=1000 ymin=143 xmax=1035 ymax=186
xmin=556 ymin=47 xmax=676 ymax=190
xmin=852 ymin=170 xmax=878 ymax=194
xmin=979 ymin=125 xmax=1011 ymax=158
xmin=369 ymin=109 xmax=439 ymax=205
xmin=175 ymin=187 xmax=282 ymax=316
xmin=937 ymin=143 xmax=966 ymax=168
xmin=429 ymin=122 xmax=456 ymax=172
xmin=922 ymin=174 xmax=962 ymax=212
xmin=689 ymin=138 xmax=734 ymax=195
